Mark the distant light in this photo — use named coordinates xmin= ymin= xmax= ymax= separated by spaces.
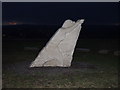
xmin=8 ymin=22 xmax=17 ymax=25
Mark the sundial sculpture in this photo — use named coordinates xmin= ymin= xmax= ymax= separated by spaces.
xmin=30 ymin=19 xmax=84 ymax=67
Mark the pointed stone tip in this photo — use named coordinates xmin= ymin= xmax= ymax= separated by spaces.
xmin=80 ymin=19 xmax=84 ymax=23
xmin=65 ymin=19 xmax=73 ymax=22
xmin=77 ymin=19 xmax=84 ymax=24
xmin=62 ymin=19 xmax=75 ymax=28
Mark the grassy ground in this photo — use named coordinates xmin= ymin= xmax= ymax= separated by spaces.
xmin=2 ymin=39 xmax=119 ymax=88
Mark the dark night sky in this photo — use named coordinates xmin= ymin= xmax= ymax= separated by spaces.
xmin=2 ymin=2 xmax=119 ymax=25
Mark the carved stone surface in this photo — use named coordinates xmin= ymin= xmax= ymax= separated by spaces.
xmin=30 ymin=19 xmax=84 ymax=67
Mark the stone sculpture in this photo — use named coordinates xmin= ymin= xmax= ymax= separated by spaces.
xmin=30 ymin=19 xmax=84 ymax=67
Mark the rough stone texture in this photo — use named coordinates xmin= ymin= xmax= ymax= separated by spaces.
xmin=30 ymin=19 xmax=84 ymax=67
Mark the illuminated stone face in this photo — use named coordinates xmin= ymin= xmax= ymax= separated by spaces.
xmin=30 ymin=19 xmax=84 ymax=67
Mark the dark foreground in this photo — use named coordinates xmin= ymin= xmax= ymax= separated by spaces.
xmin=2 ymin=39 xmax=119 ymax=88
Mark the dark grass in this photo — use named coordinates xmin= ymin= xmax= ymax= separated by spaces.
xmin=2 ymin=38 xmax=119 ymax=88
xmin=3 ymin=38 xmax=119 ymax=64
